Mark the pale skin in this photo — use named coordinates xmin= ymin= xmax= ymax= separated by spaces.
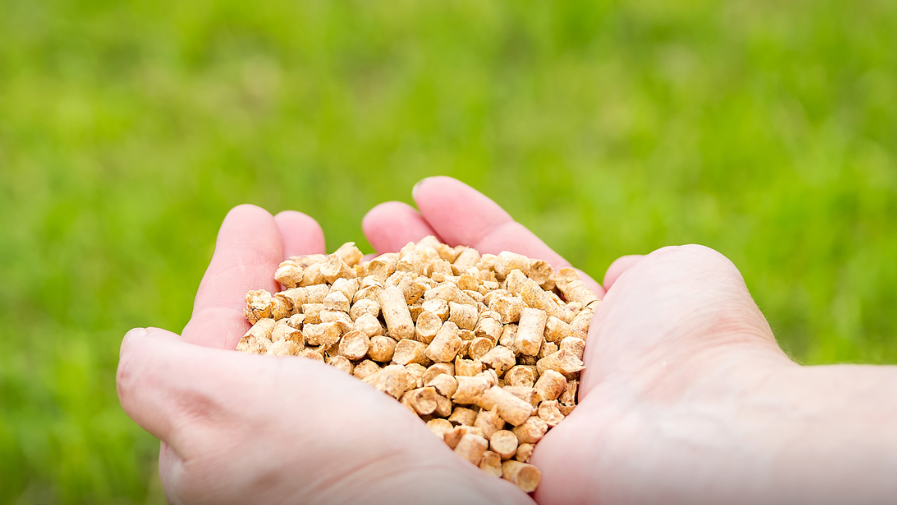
xmin=118 ymin=176 xmax=897 ymax=505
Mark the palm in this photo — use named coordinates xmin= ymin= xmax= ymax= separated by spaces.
xmin=362 ymin=177 xmax=790 ymax=505
xmin=118 ymin=204 xmax=530 ymax=504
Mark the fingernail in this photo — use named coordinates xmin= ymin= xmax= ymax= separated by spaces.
xmin=125 ymin=327 xmax=147 ymax=339
xmin=412 ymin=177 xmax=433 ymax=199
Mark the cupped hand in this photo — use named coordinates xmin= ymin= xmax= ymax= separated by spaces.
xmin=361 ymin=177 xmax=823 ymax=505
xmin=116 ymin=205 xmax=531 ymax=505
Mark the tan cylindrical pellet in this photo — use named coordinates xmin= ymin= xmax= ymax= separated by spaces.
xmin=503 ymin=386 xmax=542 ymax=408
xmin=449 ymin=302 xmax=478 ymax=330
xmin=569 ymin=306 xmax=594 ymax=334
xmin=422 ymin=362 xmax=454 ymax=384
xmin=489 ymin=430 xmax=518 ymax=460
xmin=434 ymin=393 xmax=453 ymax=417
xmin=474 ymin=407 xmax=505 ymax=440
xmin=538 ymin=400 xmax=565 ymax=427
xmin=298 ymin=262 xmax=325 ymax=286
xmin=305 ymin=284 xmax=330 ymax=304
xmin=554 ymin=267 xmax=599 ymax=306
xmin=536 ymin=349 xmax=585 ymax=376
xmin=367 ymin=253 xmax=398 ymax=282
xmin=529 ymin=259 xmax=554 ymax=288
xmin=303 ymin=322 xmax=342 ymax=347
xmin=506 ymin=270 xmax=565 ymax=321
xmin=539 ymin=341 xmax=559 ymax=359
xmin=515 ymin=308 xmax=547 ymax=357
xmin=353 ymin=284 xmax=383 ymax=305
xmin=276 ymin=288 xmax=307 ymax=314
xmin=533 ymin=369 xmax=567 ymax=402
xmin=362 ymin=364 xmax=410 ymax=399
xmin=477 ymin=369 xmax=499 ymax=388
xmin=504 ymin=366 xmax=537 ymax=388
xmin=355 ymin=314 xmax=385 ymax=338
xmin=514 ymin=443 xmax=534 ymax=463
xmin=559 ymin=336 xmax=586 ymax=361
xmin=478 ymin=386 xmax=534 ymax=426
xmin=452 ymin=376 xmax=491 ymax=405
xmin=367 ymin=336 xmax=397 ymax=362
xmin=559 ymin=379 xmax=579 ymax=405
xmin=415 ymin=310 xmax=442 ymax=343
xmin=338 ymin=330 xmax=370 ymax=361
xmin=327 ymin=355 xmax=354 ymax=374
xmin=490 ymin=295 xmax=525 ymax=324
xmin=267 ymin=340 xmax=300 ymax=356
xmin=424 ymin=282 xmax=478 ymax=307
xmin=426 ymin=373 xmax=458 ymax=398
xmin=393 ymin=339 xmax=429 ymax=366
xmin=270 ymin=296 xmax=291 ymax=320
xmin=468 ymin=337 xmax=495 ymax=361
xmin=274 ymin=260 xmax=304 ymax=288
xmin=544 ymin=316 xmax=587 ymax=343
xmin=479 ymin=345 xmax=516 ymax=376
xmin=244 ymin=290 xmax=274 ymax=324
xmin=333 ymin=242 xmax=364 ymax=267
xmin=454 ymin=357 xmax=484 ymax=376
xmin=349 ymin=298 xmax=379 ymax=320
xmin=421 ymin=299 xmax=450 ymax=321
xmin=243 ymin=318 xmax=277 ymax=340
xmin=379 ymin=286 xmax=415 ymax=340
xmin=453 ymin=247 xmax=481 ymax=270
xmin=301 ymin=303 xmax=325 ymax=325
xmin=498 ymin=324 xmax=517 ymax=349
xmin=427 ymin=418 xmax=453 ymax=439
xmin=512 ymin=416 xmax=548 ymax=444
xmin=402 ymin=387 xmax=438 ymax=415
xmin=454 ymin=433 xmax=489 ymax=466
xmin=297 ymin=347 xmax=324 ymax=361
xmin=330 ymin=277 xmax=359 ymax=304
xmin=321 ymin=255 xmax=354 ymax=284
xmin=479 ymin=450 xmax=503 ymax=477
xmin=494 ymin=251 xmax=531 ymax=280
xmin=448 ymin=407 xmax=478 ymax=426
xmin=320 ymin=310 xmax=353 ymax=334
xmin=502 ymin=460 xmax=540 ymax=492
xmin=271 ymin=320 xmax=303 ymax=345
xmin=353 ymin=359 xmax=381 ymax=380
xmin=474 ymin=315 xmax=503 ymax=344
xmin=444 ymin=425 xmax=482 ymax=449
xmin=404 ymin=363 xmax=427 ymax=390
xmin=425 ymin=321 xmax=463 ymax=363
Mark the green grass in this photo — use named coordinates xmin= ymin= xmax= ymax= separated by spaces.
xmin=1 ymin=0 xmax=896 ymax=502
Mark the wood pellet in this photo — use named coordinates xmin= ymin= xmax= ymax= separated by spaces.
xmin=235 ymin=236 xmax=598 ymax=493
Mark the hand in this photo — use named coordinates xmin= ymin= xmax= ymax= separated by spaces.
xmin=117 ymin=205 xmax=532 ymax=505
xmin=363 ymin=177 xmax=897 ymax=505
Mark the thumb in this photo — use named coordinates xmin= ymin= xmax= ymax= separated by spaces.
xmin=581 ymin=244 xmax=791 ymax=396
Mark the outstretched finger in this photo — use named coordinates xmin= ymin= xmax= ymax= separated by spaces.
xmin=602 ymin=255 xmax=644 ymax=291
xmin=362 ymin=201 xmax=441 ymax=254
xmin=413 ymin=176 xmax=605 ymax=297
xmin=275 ymin=210 xmax=326 ymax=259
xmin=182 ymin=205 xmax=283 ymax=349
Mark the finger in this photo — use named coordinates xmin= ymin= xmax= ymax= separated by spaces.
xmin=413 ymin=177 xmax=568 ymax=265
xmin=413 ymin=176 xmax=605 ymax=297
xmin=602 ymin=255 xmax=644 ymax=291
xmin=182 ymin=204 xmax=283 ymax=349
xmin=117 ymin=327 xmax=193 ymax=446
xmin=362 ymin=201 xmax=440 ymax=254
xmin=275 ymin=211 xmax=326 ymax=258
xmin=580 ymin=244 xmax=787 ymax=396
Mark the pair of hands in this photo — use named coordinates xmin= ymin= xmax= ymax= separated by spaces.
xmin=118 ymin=177 xmax=897 ymax=505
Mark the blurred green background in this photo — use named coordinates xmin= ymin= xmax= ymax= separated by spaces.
xmin=1 ymin=0 xmax=895 ymax=502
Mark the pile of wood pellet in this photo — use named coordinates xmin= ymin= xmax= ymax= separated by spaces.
xmin=235 ymin=237 xmax=598 ymax=493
